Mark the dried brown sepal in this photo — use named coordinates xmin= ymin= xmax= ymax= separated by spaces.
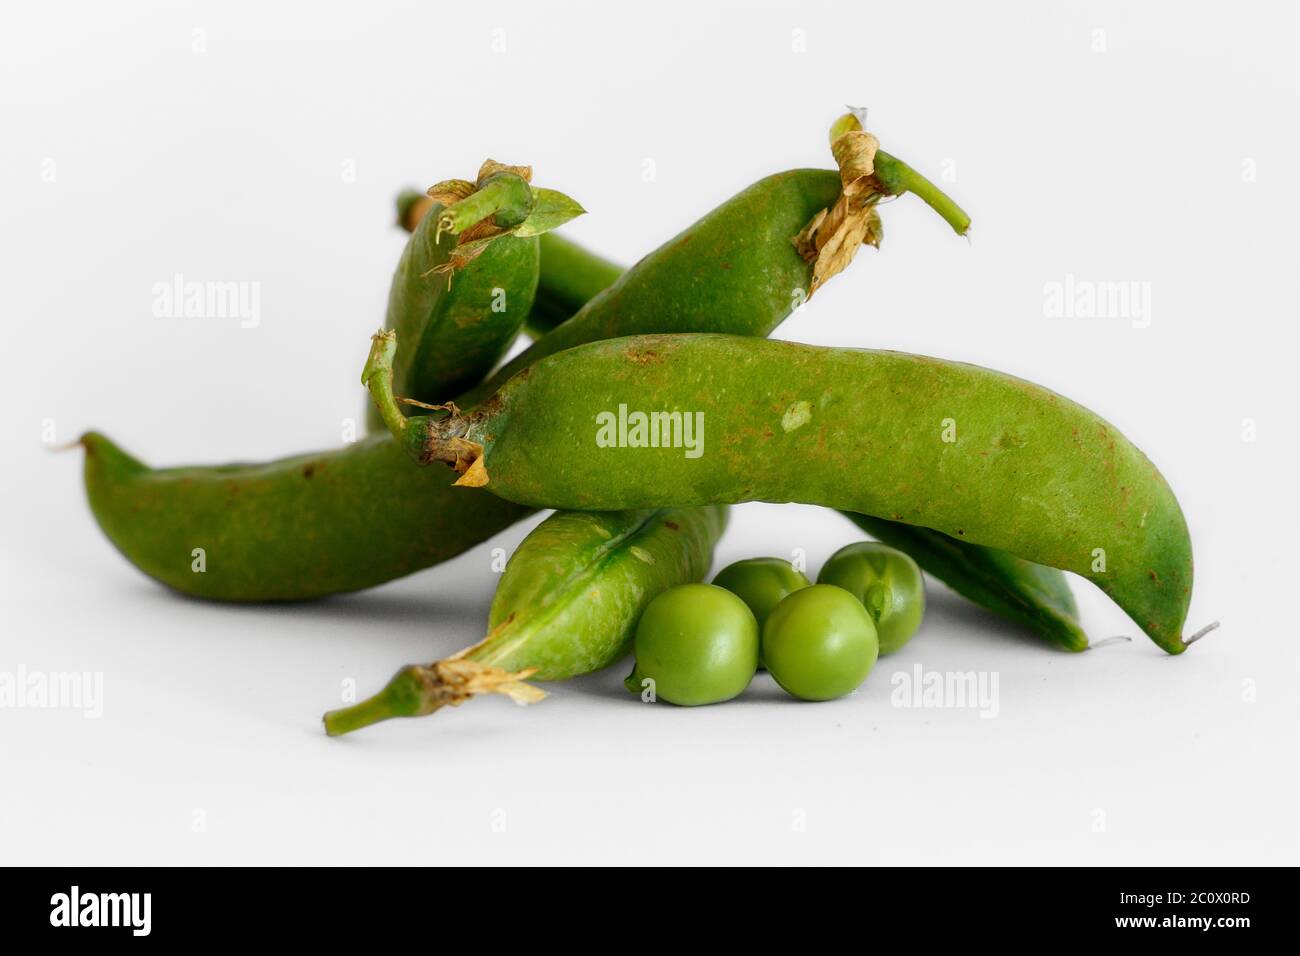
xmin=398 ymin=398 xmax=461 ymax=415
xmin=863 ymin=208 xmax=883 ymax=248
xmin=420 ymin=159 xmax=581 ymax=282
xmin=426 ymin=178 xmax=476 ymax=206
xmin=436 ymin=434 xmax=486 ymax=478
xmin=414 ymin=659 xmax=545 ymax=709
xmin=453 ymin=454 xmax=490 ymax=487
xmin=832 ymin=130 xmax=878 ymax=185
xmin=429 ymin=240 xmax=493 ymax=277
xmin=477 ymin=159 xmax=532 ymax=185
xmin=457 ymin=218 xmax=508 ymax=245
xmin=792 ymin=209 xmax=827 ymax=263
xmin=793 ymin=127 xmax=884 ymax=298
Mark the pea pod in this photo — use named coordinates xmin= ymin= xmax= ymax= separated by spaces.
xmin=367 ymin=161 xmax=583 ymax=431
xmin=398 ymin=191 xmax=622 ymax=340
xmin=81 ymin=118 xmax=965 ymax=601
xmin=375 ymin=332 xmax=1195 ymax=653
xmin=80 ymin=431 xmax=532 ymax=601
xmin=322 ymin=505 xmax=728 ymax=735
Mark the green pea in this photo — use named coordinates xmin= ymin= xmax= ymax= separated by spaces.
xmin=625 ymin=584 xmax=759 ymax=706
xmin=762 ymin=585 xmax=879 ymax=701
xmin=712 ymin=557 xmax=810 ymax=669
xmin=713 ymin=558 xmax=810 ymax=631
xmin=324 ymin=506 xmax=727 ymax=734
xmin=387 ymin=332 xmax=1194 ymax=654
xmin=817 ymin=542 xmax=924 ymax=654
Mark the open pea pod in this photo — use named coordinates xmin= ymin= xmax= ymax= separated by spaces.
xmin=371 ymin=332 xmax=1197 ymax=654
xmin=323 ymin=505 xmax=728 ymax=735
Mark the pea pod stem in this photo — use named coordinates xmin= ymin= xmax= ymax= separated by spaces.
xmin=830 ymin=112 xmax=969 ymax=236
xmin=360 ymin=331 xmax=409 ymax=440
xmin=323 ymin=656 xmax=544 ymax=736
xmin=323 ymin=675 xmax=422 ymax=736
xmin=873 ymin=150 xmax=970 ymax=236
xmin=437 ymin=171 xmax=533 ymax=239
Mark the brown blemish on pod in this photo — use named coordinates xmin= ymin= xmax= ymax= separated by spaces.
xmin=623 ymin=346 xmax=664 ymax=365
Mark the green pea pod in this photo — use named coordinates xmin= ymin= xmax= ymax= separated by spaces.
xmin=323 ymin=505 xmax=728 ymax=735
xmin=376 ymin=333 xmax=1195 ymax=654
xmin=398 ymin=192 xmax=625 ymax=340
xmin=81 ymin=118 xmax=965 ymax=601
xmin=845 ymin=514 xmax=1088 ymax=651
xmin=80 ymin=432 xmax=532 ymax=601
xmin=368 ymin=161 xmax=584 ymax=432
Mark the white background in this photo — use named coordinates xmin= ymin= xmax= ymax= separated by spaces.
xmin=3 ymin=0 xmax=1297 ymax=865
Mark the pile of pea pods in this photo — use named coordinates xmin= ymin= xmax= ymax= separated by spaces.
xmin=79 ymin=114 xmax=1202 ymax=735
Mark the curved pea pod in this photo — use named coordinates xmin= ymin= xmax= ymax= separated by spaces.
xmin=80 ymin=431 xmax=530 ymax=601
xmin=368 ymin=161 xmax=584 ymax=431
xmin=397 ymin=191 xmax=622 ymax=340
xmin=380 ymin=227 xmax=536 ymax=415
xmin=380 ymin=333 xmax=1196 ymax=654
xmin=322 ymin=505 xmax=728 ymax=735
xmin=844 ymin=514 xmax=1088 ymax=652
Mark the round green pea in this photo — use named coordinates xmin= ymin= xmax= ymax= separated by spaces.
xmin=712 ymin=557 xmax=810 ymax=669
xmin=762 ymin=585 xmax=878 ymax=701
xmin=626 ymin=584 xmax=759 ymax=706
xmin=712 ymin=557 xmax=811 ymax=630
xmin=817 ymin=541 xmax=925 ymax=655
